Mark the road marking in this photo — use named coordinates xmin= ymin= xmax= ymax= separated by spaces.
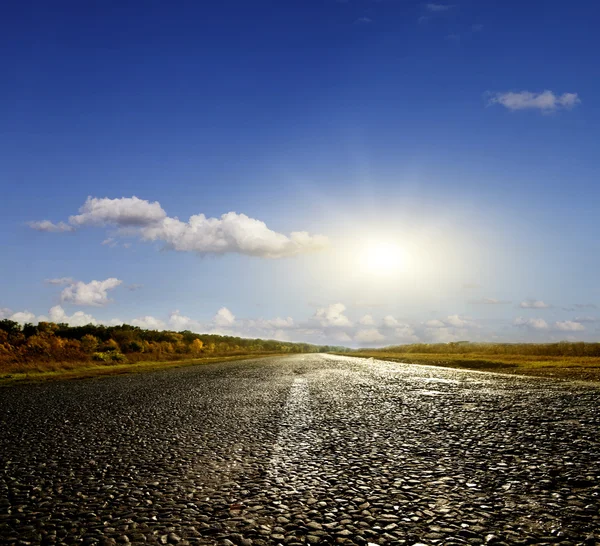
xmin=267 ymin=377 xmax=312 ymax=491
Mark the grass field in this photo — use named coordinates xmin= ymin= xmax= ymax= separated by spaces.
xmin=342 ymin=351 xmax=600 ymax=382
xmin=0 ymin=354 xmax=280 ymax=386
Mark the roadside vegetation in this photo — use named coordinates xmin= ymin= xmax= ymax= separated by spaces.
xmin=0 ymin=319 xmax=345 ymax=383
xmin=346 ymin=342 xmax=600 ymax=381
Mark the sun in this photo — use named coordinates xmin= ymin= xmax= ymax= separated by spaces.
xmin=363 ymin=241 xmax=407 ymax=276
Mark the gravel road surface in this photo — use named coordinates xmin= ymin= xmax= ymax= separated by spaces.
xmin=1 ymin=354 xmax=599 ymax=546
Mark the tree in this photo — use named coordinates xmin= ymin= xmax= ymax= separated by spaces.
xmin=191 ymin=339 xmax=204 ymax=354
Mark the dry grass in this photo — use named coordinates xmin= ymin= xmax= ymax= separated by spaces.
xmin=0 ymin=354 xmax=281 ymax=386
xmin=341 ymin=351 xmax=600 ymax=382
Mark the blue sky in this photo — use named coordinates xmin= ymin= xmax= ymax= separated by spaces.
xmin=2 ymin=0 xmax=600 ymax=346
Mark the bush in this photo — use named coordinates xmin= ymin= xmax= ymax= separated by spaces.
xmin=92 ymin=351 xmax=127 ymax=363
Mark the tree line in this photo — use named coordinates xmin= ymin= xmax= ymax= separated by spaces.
xmin=366 ymin=341 xmax=600 ymax=357
xmin=0 ymin=319 xmax=348 ymax=372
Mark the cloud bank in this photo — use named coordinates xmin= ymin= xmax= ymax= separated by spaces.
xmin=29 ymin=196 xmax=328 ymax=259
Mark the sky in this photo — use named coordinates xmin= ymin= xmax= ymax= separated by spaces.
xmin=2 ymin=0 xmax=600 ymax=347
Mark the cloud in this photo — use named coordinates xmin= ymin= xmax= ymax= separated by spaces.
xmin=520 ymin=299 xmax=551 ymax=309
xmin=394 ymin=324 xmax=419 ymax=343
xmin=27 ymin=221 xmax=74 ymax=233
xmin=573 ymin=316 xmax=598 ymax=323
xmin=382 ymin=315 xmax=400 ymax=328
xmin=424 ymin=319 xmax=446 ymax=328
xmin=168 ymin=310 xmax=202 ymax=332
xmin=131 ymin=315 xmax=167 ymax=330
xmin=141 ymin=212 xmax=328 ymax=258
xmin=29 ymin=196 xmax=328 ymax=259
xmin=313 ymin=303 xmax=352 ymax=328
xmin=355 ymin=328 xmax=385 ymax=344
xmin=60 ymin=278 xmax=123 ymax=306
xmin=247 ymin=316 xmax=295 ymax=330
xmin=1 ymin=306 xmax=99 ymax=327
xmin=69 ymin=196 xmax=167 ymax=227
xmin=44 ymin=277 xmax=75 ymax=286
xmin=424 ymin=327 xmax=462 ymax=343
xmin=214 ymin=307 xmax=236 ymax=327
xmin=555 ymin=321 xmax=585 ymax=332
xmin=488 ymin=90 xmax=581 ymax=112
xmin=101 ymin=238 xmax=118 ymax=247
xmin=574 ymin=303 xmax=597 ymax=309
xmin=514 ymin=317 xmax=585 ymax=333
xmin=444 ymin=314 xmax=475 ymax=328
xmin=9 ymin=311 xmax=37 ymax=324
xmin=49 ymin=305 xmax=98 ymax=326
xmin=469 ymin=298 xmax=511 ymax=305
xmin=359 ymin=314 xmax=375 ymax=326
xmin=514 ymin=317 xmax=549 ymax=330
xmin=354 ymin=17 xmax=372 ymax=24
xmin=426 ymin=3 xmax=453 ymax=11
xmin=472 ymin=23 xmax=484 ymax=32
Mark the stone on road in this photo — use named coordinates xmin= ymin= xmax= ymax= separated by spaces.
xmin=0 ymin=354 xmax=599 ymax=545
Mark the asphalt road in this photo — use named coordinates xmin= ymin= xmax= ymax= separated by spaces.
xmin=1 ymin=354 xmax=599 ymax=546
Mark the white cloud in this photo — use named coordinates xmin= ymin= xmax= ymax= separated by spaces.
xmin=514 ymin=317 xmax=549 ymax=330
xmin=520 ymin=299 xmax=551 ymax=309
xmin=488 ymin=90 xmax=581 ymax=112
xmin=168 ymin=310 xmax=202 ymax=332
xmin=44 ymin=277 xmax=75 ymax=286
xmin=354 ymin=17 xmax=372 ymax=24
xmin=9 ymin=311 xmax=37 ymax=325
xmin=382 ymin=315 xmax=400 ymax=328
xmin=355 ymin=328 xmax=385 ymax=344
xmin=60 ymin=278 xmax=123 ymax=306
xmin=313 ymin=303 xmax=352 ymax=328
xmin=0 ymin=308 xmax=13 ymax=319
xmin=69 ymin=196 xmax=167 ymax=227
xmin=359 ymin=314 xmax=375 ymax=326
xmin=214 ymin=307 xmax=236 ymax=327
xmin=424 ymin=319 xmax=446 ymax=328
xmin=141 ymin=212 xmax=328 ymax=258
xmin=515 ymin=316 xmax=585 ymax=333
xmin=555 ymin=321 xmax=585 ymax=332
xmin=30 ymin=196 xmax=328 ymax=259
xmin=444 ymin=314 xmax=474 ymax=328
xmin=131 ymin=315 xmax=167 ymax=330
xmin=394 ymin=324 xmax=419 ymax=343
xmin=1 ymin=305 xmax=100 ymax=327
xmin=27 ymin=220 xmax=74 ymax=233
xmin=49 ymin=305 xmax=98 ymax=326
xmin=426 ymin=3 xmax=453 ymax=11
xmin=247 ymin=317 xmax=295 ymax=330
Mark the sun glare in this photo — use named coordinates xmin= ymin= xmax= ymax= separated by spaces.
xmin=363 ymin=241 xmax=407 ymax=276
